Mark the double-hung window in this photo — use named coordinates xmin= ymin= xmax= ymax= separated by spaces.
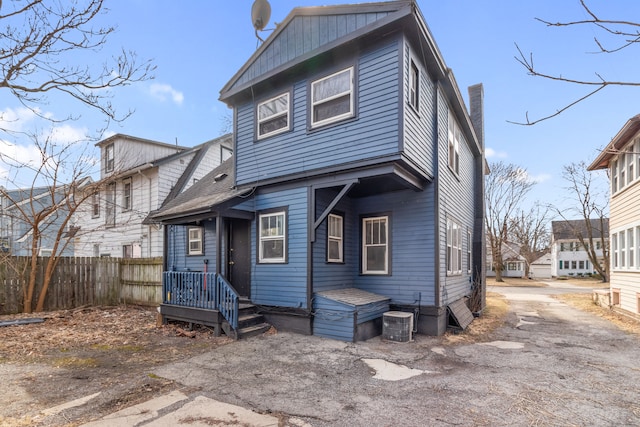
xmin=447 ymin=218 xmax=462 ymax=275
xmin=362 ymin=216 xmax=389 ymax=274
xmin=612 ymin=232 xmax=618 ymax=268
xmin=409 ymin=60 xmax=419 ymax=111
xmin=105 ymin=182 xmax=116 ymax=228
xmin=105 ymin=143 xmax=114 ymax=173
xmin=122 ymin=178 xmax=132 ymax=211
xmin=327 ymin=213 xmax=343 ymax=263
xmin=91 ymin=192 xmax=100 ymax=218
xmin=187 ymin=227 xmax=203 ymax=255
xmin=257 ymin=92 xmax=290 ymax=139
xmin=467 ymin=230 xmax=472 ymax=274
xmin=259 ymin=211 xmax=286 ymax=263
xmin=447 ymin=111 xmax=460 ymax=175
xmin=311 ymin=67 xmax=354 ymax=127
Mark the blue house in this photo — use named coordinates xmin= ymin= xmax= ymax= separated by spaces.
xmin=153 ymin=0 xmax=486 ymax=340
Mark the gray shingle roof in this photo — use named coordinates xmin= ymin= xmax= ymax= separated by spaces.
xmin=551 ymin=218 xmax=609 ymax=240
xmin=150 ymin=158 xmax=250 ymax=222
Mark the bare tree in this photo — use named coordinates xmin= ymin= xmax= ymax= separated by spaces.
xmin=509 ymin=203 xmax=552 ymax=277
xmin=555 ymin=161 xmax=610 ymax=282
xmin=0 ymin=133 xmax=104 ymax=312
xmin=512 ymin=0 xmax=640 ymax=125
xmin=0 ymin=0 xmax=154 ymax=312
xmin=485 ymin=162 xmax=536 ymax=282
xmin=0 ymin=0 xmax=154 ymax=128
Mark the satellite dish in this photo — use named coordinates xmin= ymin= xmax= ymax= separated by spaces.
xmin=251 ymin=0 xmax=271 ymax=32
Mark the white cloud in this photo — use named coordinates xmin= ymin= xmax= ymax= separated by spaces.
xmin=149 ymin=83 xmax=184 ymax=105
xmin=49 ymin=124 xmax=89 ymax=145
xmin=528 ymin=172 xmax=552 ymax=184
xmin=485 ymin=147 xmax=508 ymax=159
xmin=0 ymin=107 xmax=39 ymax=133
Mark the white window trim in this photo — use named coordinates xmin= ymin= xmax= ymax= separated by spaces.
xmin=105 ymin=182 xmax=116 ymax=228
xmin=187 ymin=226 xmax=204 ymax=256
xmin=105 ymin=143 xmax=115 ymax=173
xmin=409 ymin=60 xmax=419 ymax=111
xmin=259 ymin=211 xmax=286 ymax=263
xmin=447 ymin=218 xmax=462 ymax=275
xmin=467 ymin=229 xmax=472 ymax=274
xmin=447 ymin=111 xmax=460 ymax=175
xmin=612 ymin=223 xmax=640 ymax=271
xmin=327 ymin=213 xmax=343 ymax=263
xmin=362 ymin=215 xmax=389 ymax=275
xmin=311 ymin=67 xmax=354 ymax=128
xmin=612 ymin=137 xmax=640 ymax=195
xmin=257 ymin=92 xmax=290 ymax=139
xmin=91 ymin=192 xmax=100 ymax=218
xmin=122 ymin=178 xmax=132 ymax=212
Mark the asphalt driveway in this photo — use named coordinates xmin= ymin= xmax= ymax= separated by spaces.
xmin=86 ymin=282 xmax=640 ymax=426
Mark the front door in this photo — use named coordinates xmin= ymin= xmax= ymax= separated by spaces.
xmin=227 ymin=219 xmax=251 ymax=298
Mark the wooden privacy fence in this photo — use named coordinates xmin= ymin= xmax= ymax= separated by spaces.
xmin=0 ymin=256 xmax=163 ymax=314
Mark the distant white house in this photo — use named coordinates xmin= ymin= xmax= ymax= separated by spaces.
xmin=487 ymin=240 xmax=526 ymax=278
xmin=588 ymin=114 xmax=640 ymax=316
xmin=550 ymin=219 xmax=608 ymax=278
xmin=72 ymin=133 xmax=232 ymax=258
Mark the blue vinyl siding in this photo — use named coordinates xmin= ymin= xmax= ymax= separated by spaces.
xmin=235 ymin=39 xmax=401 ymax=186
xmin=313 ymin=295 xmax=389 ymax=342
xmin=403 ymin=38 xmax=436 ymax=177
xmin=313 ymin=189 xmax=356 ymax=292
xmin=437 ymin=85 xmax=476 ymax=305
xmin=353 ymin=188 xmax=437 ymax=305
xmin=250 ymin=187 xmax=309 ymax=308
xmin=231 ymin=12 xmax=392 ymax=92
xmin=166 ymin=222 xmax=217 ymax=272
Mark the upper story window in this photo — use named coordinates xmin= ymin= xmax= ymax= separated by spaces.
xmin=105 ymin=143 xmax=115 ymax=173
xmin=612 ymin=138 xmax=640 ymax=194
xmin=327 ymin=213 xmax=344 ymax=263
xmin=122 ymin=178 xmax=132 ymax=211
xmin=187 ymin=226 xmax=203 ymax=255
xmin=257 ymin=92 xmax=290 ymax=139
xmin=91 ymin=192 xmax=100 ymax=218
xmin=409 ymin=60 xmax=419 ymax=111
xmin=311 ymin=67 xmax=354 ymax=128
xmin=362 ymin=215 xmax=389 ymax=275
xmin=447 ymin=111 xmax=460 ymax=175
xmin=105 ymin=182 xmax=116 ymax=228
xmin=259 ymin=210 xmax=286 ymax=263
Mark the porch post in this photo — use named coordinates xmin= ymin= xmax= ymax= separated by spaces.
xmin=216 ymin=214 xmax=222 ymax=275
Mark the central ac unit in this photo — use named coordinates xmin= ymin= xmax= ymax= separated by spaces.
xmin=382 ymin=311 xmax=414 ymax=342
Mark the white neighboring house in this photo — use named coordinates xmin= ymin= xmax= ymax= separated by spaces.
xmin=588 ymin=114 xmax=640 ymax=316
xmin=486 ymin=240 xmax=526 ymax=278
xmin=73 ymin=133 xmax=232 ymax=258
xmin=530 ymin=252 xmax=552 ymax=279
xmin=550 ymin=219 xmax=608 ymax=278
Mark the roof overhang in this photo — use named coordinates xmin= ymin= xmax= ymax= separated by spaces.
xmin=588 ymin=114 xmax=640 ymax=171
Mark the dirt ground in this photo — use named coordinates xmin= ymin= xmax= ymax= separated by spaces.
xmin=0 ymin=305 xmax=233 ymax=426
xmin=1 ymin=278 xmax=636 ymax=426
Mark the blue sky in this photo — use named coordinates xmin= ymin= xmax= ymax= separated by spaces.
xmin=2 ymin=0 xmax=638 ymax=214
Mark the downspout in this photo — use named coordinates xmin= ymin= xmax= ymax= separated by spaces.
xmin=307 ymin=186 xmax=313 ymax=313
xmin=433 ymin=82 xmax=441 ymax=309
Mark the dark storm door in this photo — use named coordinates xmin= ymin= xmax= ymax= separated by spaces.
xmin=227 ymin=219 xmax=251 ymax=298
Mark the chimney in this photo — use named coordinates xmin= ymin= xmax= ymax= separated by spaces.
xmin=468 ymin=84 xmax=484 ymax=150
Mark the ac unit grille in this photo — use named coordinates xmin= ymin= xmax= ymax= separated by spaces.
xmin=382 ymin=311 xmax=413 ymax=342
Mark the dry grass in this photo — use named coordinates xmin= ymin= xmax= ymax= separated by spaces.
xmin=486 ymin=277 xmax=547 ymax=287
xmin=554 ymin=293 xmax=640 ymax=336
xmin=445 ymin=292 xmax=509 ymax=344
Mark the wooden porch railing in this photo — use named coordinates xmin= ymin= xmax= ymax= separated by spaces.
xmin=162 ymin=271 xmax=239 ymax=329
xmin=215 ymin=274 xmax=238 ymax=329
